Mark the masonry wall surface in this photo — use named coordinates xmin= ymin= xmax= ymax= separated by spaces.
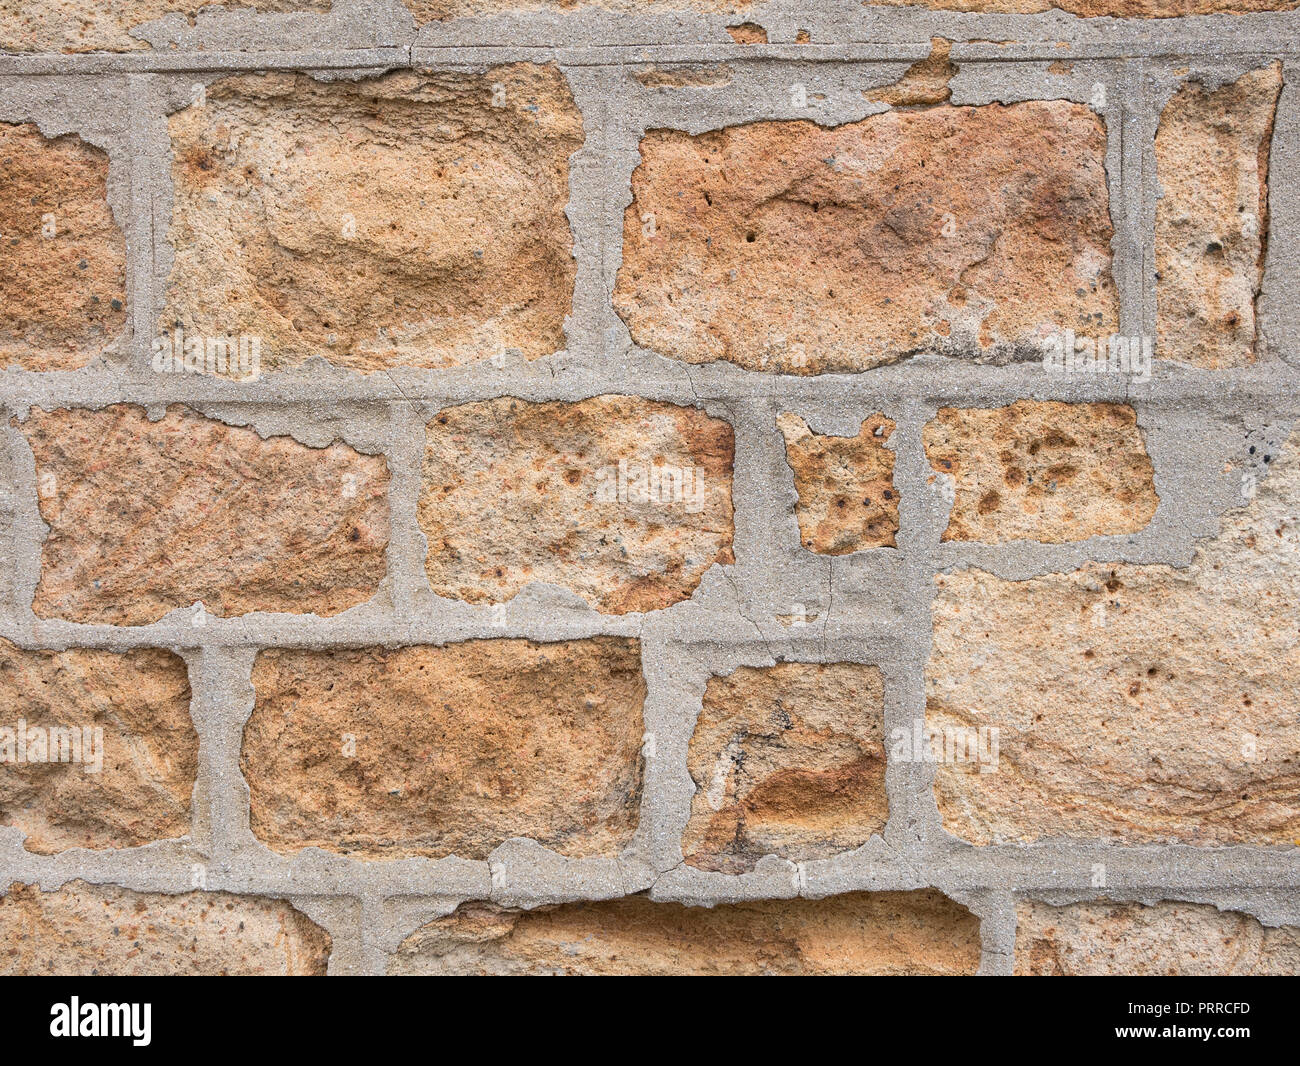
xmin=1 ymin=0 xmax=1299 ymax=976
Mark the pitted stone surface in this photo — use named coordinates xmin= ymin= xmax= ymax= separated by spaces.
xmin=923 ymin=401 xmax=1158 ymax=543
xmin=242 ymin=638 xmax=646 ymax=861
xmin=19 ymin=404 xmax=389 ymax=625
xmin=0 ymin=124 xmax=125 ymax=371
xmin=420 ymin=396 xmax=734 ymax=613
xmin=1156 ymin=64 xmax=1283 ymax=368
xmin=779 ymin=413 xmax=898 ymax=553
xmin=166 ymin=65 xmax=581 ymax=373
xmin=614 ymin=102 xmax=1116 ymax=373
xmin=928 ymin=431 xmax=1300 ymax=845
xmin=0 ymin=882 xmax=331 ymax=975
xmin=1015 ymin=899 xmax=1300 ymax=975
xmin=683 ymin=662 xmax=888 ymax=874
xmin=389 ymin=890 xmax=981 ymax=975
xmin=0 ymin=641 xmax=195 ymax=854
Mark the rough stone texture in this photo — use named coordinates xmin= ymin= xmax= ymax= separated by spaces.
xmin=928 ymin=430 xmax=1300 ymax=845
xmin=923 ymin=401 xmax=1158 ymax=543
xmin=1155 ymin=65 xmax=1283 ymax=368
xmin=724 ymin=21 xmax=767 ymax=42
xmin=868 ymin=0 xmax=1300 ymax=14
xmin=0 ymin=882 xmax=331 ymax=975
xmin=614 ymin=102 xmax=1116 ymax=373
xmin=243 ymin=638 xmax=646 ymax=861
xmin=0 ymin=1 xmax=327 ymax=53
xmin=19 ymin=404 xmax=389 ymax=625
xmin=779 ymin=413 xmax=898 ymax=553
xmin=634 ymin=64 xmax=733 ymax=89
xmin=864 ymin=38 xmax=956 ymax=107
xmin=1015 ymin=900 xmax=1300 ymax=975
xmin=421 ymin=396 xmax=734 ymax=612
xmin=166 ymin=65 xmax=581 ymax=373
xmin=389 ymin=890 xmax=980 ymax=975
xmin=0 ymin=641 xmax=195 ymax=854
xmin=683 ymin=663 xmax=888 ymax=874
xmin=0 ymin=124 xmax=126 ymax=371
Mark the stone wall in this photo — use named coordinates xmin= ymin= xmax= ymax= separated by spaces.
xmin=1 ymin=0 xmax=1298 ymax=975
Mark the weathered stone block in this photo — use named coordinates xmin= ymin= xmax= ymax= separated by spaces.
xmin=390 ymin=890 xmax=981 ymax=975
xmin=683 ymin=662 xmax=888 ymax=873
xmin=243 ymin=638 xmax=646 ymax=860
xmin=615 ymin=103 xmax=1116 ymax=372
xmin=421 ymin=396 xmax=734 ymax=612
xmin=166 ymin=65 xmax=581 ymax=372
xmin=924 ymin=401 xmax=1158 ymax=543
xmin=19 ymin=404 xmax=389 ymax=625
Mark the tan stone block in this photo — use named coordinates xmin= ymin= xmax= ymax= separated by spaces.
xmin=0 ymin=124 xmax=125 ymax=369
xmin=390 ymin=890 xmax=981 ymax=975
xmin=779 ymin=413 xmax=898 ymax=553
xmin=615 ymin=103 xmax=1116 ymax=373
xmin=19 ymin=404 xmax=389 ymax=625
xmin=0 ymin=882 xmax=330 ymax=975
xmin=243 ymin=638 xmax=646 ymax=860
xmin=684 ymin=662 xmax=888 ymax=873
xmin=924 ymin=401 xmax=1158 ymax=543
xmin=1156 ymin=65 xmax=1283 ymax=367
xmin=0 ymin=641 xmax=195 ymax=853
xmin=166 ymin=65 xmax=581 ymax=372
xmin=420 ymin=396 xmax=734 ymax=613
xmin=1016 ymin=899 xmax=1300 ymax=975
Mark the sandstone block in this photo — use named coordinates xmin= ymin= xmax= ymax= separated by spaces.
xmin=779 ymin=413 xmax=898 ymax=553
xmin=1016 ymin=899 xmax=1300 ymax=975
xmin=924 ymin=401 xmax=1158 ymax=543
xmin=0 ymin=1 xmax=326 ymax=53
xmin=0 ymin=882 xmax=330 ymax=975
xmin=614 ymin=102 xmax=1116 ymax=373
xmin=928 ymin=430 xmax=1300 ymax=844
xmin=390 ymin=890 xmax=980 ymax=975
xmin=166 ymin=65 xmax=581 ymax=372
xmin=0 ymin=124 xmax=125 ymax=370
xmin=0 ymin=641 xmax=195 ymax=853
xmin=19 ymin=404 xmax=389 ymax=625
xmin=1155 ymin=65 xmax=1282 ymax=367
xmin=683 ymin=662 xmax=888 ymax=873
xmin=243 ymin=638 xmax=646 ymax=860
xmin=421 ymin=396 xmax=734 ymax=612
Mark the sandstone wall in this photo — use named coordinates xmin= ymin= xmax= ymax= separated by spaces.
xmin=1 ymin=0 xmax=1298 ymax=975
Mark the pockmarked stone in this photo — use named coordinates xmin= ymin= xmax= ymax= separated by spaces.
xmin=0 ymin=641 xmax=195 ymax=854
xmin=0 ymin=124 xmax=125 ymax=370
xmin=0 ymin=882 xmax=331 ymax=975
xmin=683 ymin=663 xmax=888 ymax=874
xmin=924 ymin=401 xmax=1158 ymax=543
xmin=243 ymin=638 xmax=646 ymax=860
xmin=928 ymin=430 xmax=1300 ymax=845
xmin=1016 ymin=900 xmax=1300 ymax=975
xmin=614 ymin=102 xmax=1116 ymax=373
xmin=389 ymin=890 xmax=981 ymax=975
xmin=19 ymin=404 xmax=389 ymax=625
xmin=421 ymin=396 xmax=734 ymax=612
xmin=1155 ymin=64 xmax=1282 ymax=367
xmin=166 ymin=65 xmax=581 ymax=372
xmin=779 ymin=413 xmax=898 ymax=553
xmin=0 ymin=0 xmax=327 ymax=53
